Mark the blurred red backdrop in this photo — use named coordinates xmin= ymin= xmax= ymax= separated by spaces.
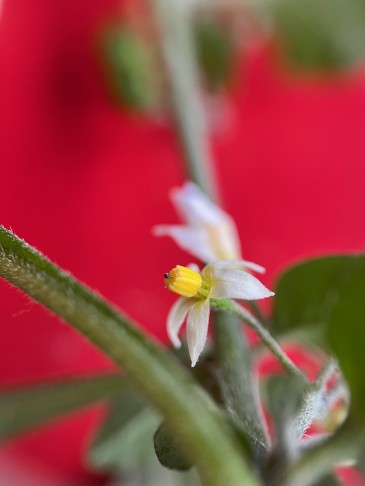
xmin=0 ymin=0 xmax=365 ymax=484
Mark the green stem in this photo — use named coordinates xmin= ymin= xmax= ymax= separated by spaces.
xmin=247 ymin=301 xmax=271 ymax=327
xmin=213 ymin=310 xmax=270 ymax=457
xmin=0 ymin=226 xmax=257 ymax=486
xmin=152 ymin=0 xmax=219 ymax=201
xmin=211 ymin=299 xmax=308 ymax=382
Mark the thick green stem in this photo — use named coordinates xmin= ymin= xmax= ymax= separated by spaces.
xmin=213 ymin=310 xmax=270 ymax=457
xmin=0 ymin=227 xmax=257 ymax=486
xmin=211 ymin=299 xmax=308 ymax=382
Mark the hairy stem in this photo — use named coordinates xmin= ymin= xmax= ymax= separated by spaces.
xmin=213 ymin=310 xmax=270 ymax=458
xmin=0 ymin=227 xmax=257 ymax=486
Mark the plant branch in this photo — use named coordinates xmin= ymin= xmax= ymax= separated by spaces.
xmin=211 ymin=299 xmax=308 ymax=382
xmin=0 ymin=226 xmax=257 ymax=486
xmin=213 ymin=310 xmax=270 ymax=458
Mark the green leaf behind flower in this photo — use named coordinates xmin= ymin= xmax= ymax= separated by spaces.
xmin=0 ymin=373 xmax=126 ymax=440
xmin=88 ymin=392 xmax=159 ymax=471
xmin=273 ymin=254 xmax=365 ymax=345
xmin=270 ymin=0 xmax=365 ymax=72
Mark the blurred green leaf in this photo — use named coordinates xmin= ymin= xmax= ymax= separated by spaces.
xmin=111 ymin=458 xmax=202 ymax=486
xmin=154 ymin=422 xmax=193 ymax=471
xmin=194 ymin=20 xmax=235 ymax=91
xmin=0 ymin=373 xmax=126 ymax=440
xmin=271 ymin=0 xmax=365 ymax=72
xmin=88 ymin=392 xmax=160 ymax=471
xmin=327 ymin=258 xmax=365 ymax=420
xmin=101 ymin=28 xmax=160 ymax=111
xmin=313 ymin=474 xmax=341 ymax=486
xmin=273 ymin=255 xmax=365 ymax=344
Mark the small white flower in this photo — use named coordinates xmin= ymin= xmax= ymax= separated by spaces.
xmin=154 ymin=181 xmax=241 ymax=262
xmin=164 ymin=261 xmax=274 ymax=367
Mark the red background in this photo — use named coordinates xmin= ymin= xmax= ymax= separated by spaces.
xmin=0 ymin=0 xmax=365 ymax=484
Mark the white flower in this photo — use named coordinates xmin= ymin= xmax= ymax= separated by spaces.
xmin=164 ymin=261 xmax=274 ymax=367
xmin=153 ymin=181 xmax=241 ymax=262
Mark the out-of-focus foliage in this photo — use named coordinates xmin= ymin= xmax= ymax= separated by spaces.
xmin=271 ymin=0 xmax=365 ymax=71
xmin=88 ymin=392 xmax=159 ymax=471
xmin=273 ymin=255 xmax=365 ymax=345
xmin=99 ymin=0 xmax=365 ymax=113
xmin=327 ymin=260 xmax=365 ymax=421
xmin=274 ymin=253 xmax=365 ymax=423
xmin=194 ymin=18 xmax=235 ymax=91
xmin=100 ymin=28 xmax=162 ymax=111
xmin=0 ymin=374 xmax=126 ymax=440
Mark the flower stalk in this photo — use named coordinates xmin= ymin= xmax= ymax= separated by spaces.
xmin=211 ymin=299 xmax=308 ymax=382
xmin=213 ymin=310 xmax=270 ymax=457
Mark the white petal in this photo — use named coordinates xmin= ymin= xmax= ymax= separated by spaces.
xmin=206 ymin=259 xmax=266 ymax=274
xmin=186 ymin=299 xmax=211 ymax=367
xmin=210 ymin=269 xmax=275 ymax=300
xmin=187 ymin=262 xmax=200 ymax=272
xmin=167 ymin=297 xmax=195 ymax=348
xmin=152 ymin=225 xmax=217 ymax=262
xmin=171 ymin=183 xmax=242 ymax=259
xmin=171 ymin=182 xmax=224 ymax=226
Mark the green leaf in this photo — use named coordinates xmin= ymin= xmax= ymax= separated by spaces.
xmin=101 ymin=28 xmax=160 ymax=111
xmin=327 ymin=258 xmax=365 ymax=420
xmin=0 ymin=373 xmax=126 ymax=440
xmin=312 ymin=474 xmax=341 ymax=486
xmin=270 ymin=0 xmax=365 ymax=72
xmin=194 ymin=20 xmax=234 ymax=91
xmin=0 ymin=226 xmax=258 ymax=486
xmin=88 ymin=392 xmax=160 ymax=471
xmin=273 ymin=254 xmax=365 ymax=345
xmin=154 ymin=422 xmax=193 ymax=471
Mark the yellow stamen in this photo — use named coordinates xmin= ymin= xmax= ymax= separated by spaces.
xmin=164 ymin=265 xmax=209 ymax=298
